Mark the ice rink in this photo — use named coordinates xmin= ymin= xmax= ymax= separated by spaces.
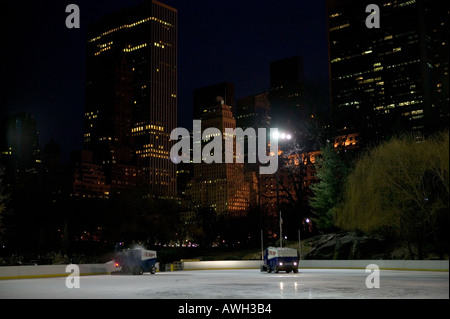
xmin=0 ymin=268 xmax=448 ymax=299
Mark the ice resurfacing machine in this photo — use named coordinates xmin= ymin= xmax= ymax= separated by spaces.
xmin=113 ymin=248 xmax=157 ymax=275
xmin=260 ymin=246 xmax=299 ymax=273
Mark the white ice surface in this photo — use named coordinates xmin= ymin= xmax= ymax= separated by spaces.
xmin=0 ymin=269 xmax=448 ymax=299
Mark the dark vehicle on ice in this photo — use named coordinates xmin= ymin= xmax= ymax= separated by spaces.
xmin=113 ymin=248 xmax=157 ymax=275
xmin=260 ymin=247 xmax=299 ymax=273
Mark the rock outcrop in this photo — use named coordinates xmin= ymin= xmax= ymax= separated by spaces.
xmin=304 ymin=232 xmax=391 ymax=260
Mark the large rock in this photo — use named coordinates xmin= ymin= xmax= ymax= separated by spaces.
xmin=304 ymin=232 xmax=391 ymax=260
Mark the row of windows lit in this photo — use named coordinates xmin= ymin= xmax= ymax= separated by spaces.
xmin=328 ymin=0 xmax=416 ymax=20
xmin=357 ymin=76 xmax=382 ymax=85
xmin=136 ymin=148 xmax=169 ymax=155
xmin=132 ymin=124 xmax=165 ymax=133
xmin=372 ymin=100 xmax=422 ymax=111
xmin=85 ymin=111 xmax=99 ymax=116
xmin=333 ymin=59 xmax=420 ymax=80
xmin=123 ymin=43 xmax=148 ymax=52
xmin=331 ymin=47 xmax=402 ymax=64
xmin=329 ymin=23 xmax=350 ymax=32
xmin=402 ymin=109 xmax=424 ymax=120
xmin=93 ymin=40 xmax=174 ymax=56
xmin=94 ymin=46 xmax=111 ymax=56
xmin=143 ymin=143 xmax=165 ymax=150
xmin=94 ymin=41 xmax=113 ymax=56
xmin=138 ymin=153 xmax=169 ymax=159
xmin=88 ymin=16 xmax=174 ymax=43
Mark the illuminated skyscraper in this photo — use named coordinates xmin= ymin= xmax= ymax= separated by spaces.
xmin=236 ymin=92 xmax=271 ymax=172
xmin=327 ymin=0 xmax=449 ymax=143
xmin=191 ymin=97 xmax=249 ymax=215
xmin=84 ymin=0 xmax=177 ymax=196
xmin=269 ymin=56 xmax=305 ymax=131
xmin=0 ymin=113 xmax=41 ymax=187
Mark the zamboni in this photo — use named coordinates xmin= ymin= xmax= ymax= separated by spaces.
xmin=113 ymin=248 xmax=157 ymax=275
xmin=260 ymin=247 xmax=299 ymax=273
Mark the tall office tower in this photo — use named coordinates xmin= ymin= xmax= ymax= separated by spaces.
xmin=236 ymin=92 xmax=271 ymax=132
xmin=71 ymin=150 xmax=111 ymax=199
xmin=429 ymin=1 xmax=449 ymax=130
xmin=235 ymin=92 xmax=271 ymax=210
xmin=84 ymin=0 xmax=177 ymax=197
xmin=191 ymin=97 xmax=249 ymax=215
xmin=0 ymin=113 xmax=41 ymax=187
xmin=193 ymin=82 xmax=235 ymax=120
xmin=269 ymin=56 xmax=305 ymax=131
xmin=327 ymin=0 xmax=449 ymax=144
xmin=236 ymin=92 xmax=271 ymax=171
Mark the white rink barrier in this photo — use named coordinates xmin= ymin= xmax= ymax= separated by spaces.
xmin=1 ymin=260 xmax=447 ymax=279
xmin=298 ymin=260 xmax=449 ymax=271
xmin=183 ymin=260 xmax=263 ymax=270
xmin=182 ymin=260 xmax=449 ymax=271
xmin=0 ymin=263 xmax=116 ymax=280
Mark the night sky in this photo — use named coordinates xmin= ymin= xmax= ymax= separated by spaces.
xmin=2 ymin=0 xmax=329 ymax=161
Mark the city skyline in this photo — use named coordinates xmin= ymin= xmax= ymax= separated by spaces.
xmin=0 ymin=0 xmax=448 ymax=276
xmin=0 ymin=1 xmax=448 ymax=304
xmin=2 ymin=0 xmax=329 ymax=162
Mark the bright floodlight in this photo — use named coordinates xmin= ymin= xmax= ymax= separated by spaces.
xmin=272 ymin=131 xmax=280 ymax=140
xmin=272 ymin=130 xmax=292 ymax=141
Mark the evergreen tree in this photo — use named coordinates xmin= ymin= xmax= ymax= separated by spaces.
xmin=309 ymin=143 xmax=348 ymax=231
xmin=0 ymin=168 xmax=8 ymax=246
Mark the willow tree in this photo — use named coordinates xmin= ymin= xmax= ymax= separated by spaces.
xmin=336 ymin=132 xmax=449 ymax=259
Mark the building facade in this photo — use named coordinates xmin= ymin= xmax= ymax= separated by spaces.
xmin=327 ymin=0 xmax=449 ymax=144
xmin=0 ymin=113 xmax=41 ymax=187
xmin=84 ymin=0 xmax=178 ymax=197
xmin=190 ymin=98 xmax=249 ymax=215
xmin=236 ymin=92 xmax=271 ymax=172
xmin=269 ymin=56 xmax=305 ymax=131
